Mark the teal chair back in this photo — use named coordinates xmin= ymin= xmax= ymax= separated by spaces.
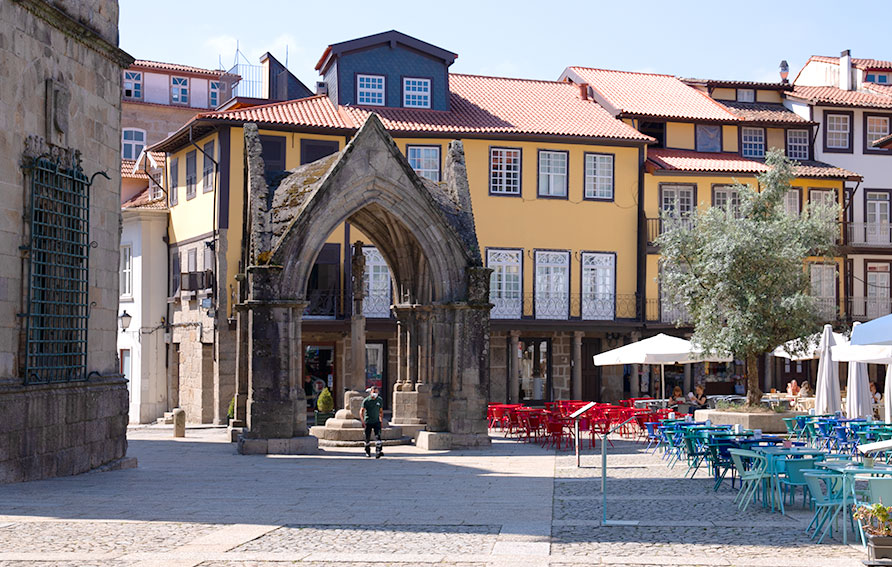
xmin=783 ymin=458 xmax=821 ymax=485
xmin=803 ymin=471 xmax=840 ymax=505
xmin=869 ymin=477 xmax=892 ymax=506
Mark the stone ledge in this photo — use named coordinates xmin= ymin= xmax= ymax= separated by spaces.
xmin=694 ymin=409 xmax=804 ymax=433
xmin=416 ymin=431 xmax=492 ymax=450
xmin=317 ymin=437 xmax=412 ymax=448
xmin=237 ymin=435 xmax=319 ymax=455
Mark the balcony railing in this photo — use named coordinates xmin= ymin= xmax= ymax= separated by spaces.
xmin=362 ymin=293 xmax=393 ymax=319
xmin=646 ymin=217 xmax=695 ymax=246
xmin=846 ymin=222 xmax=892 ymax=247
xmin=489 ymin=293 xmax=639 ymax=321
xmin=644 ymin=298 xmax=692 ymax=325
xmin=304 ymin=291 xmax=339 ymax=318
xmin=847 ymin=296 xmax=892 ymax=321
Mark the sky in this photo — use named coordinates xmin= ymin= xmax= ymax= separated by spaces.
xmin=120 ymin=0 xmax=891 ymax=89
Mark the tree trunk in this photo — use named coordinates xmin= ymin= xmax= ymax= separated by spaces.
xmin=745 ymin=354 xmax=763 ymax=407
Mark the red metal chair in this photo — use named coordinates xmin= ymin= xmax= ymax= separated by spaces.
xmin=544 ymin=415 xmax=573 ymax=450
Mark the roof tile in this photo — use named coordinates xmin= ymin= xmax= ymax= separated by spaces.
xmin=566 ymin=67 xmax=740 ymax=122
xmin=131 ymin=59 xmax=229 ymax=78
xmin=646 ymin=148 xmax=859 ymax=179
xmin=788 ymin=85 xmax=892 ymax=109
xmin=809 ymin=55 xmax=892 ymax=71
xmin=122 ymin=187 xmax=167 ymax=210
xmin=719 ymin=101 xmax=811 ymax=124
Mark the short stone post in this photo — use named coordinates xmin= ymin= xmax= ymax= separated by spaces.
xmin=173 ymin=408 xmax=186 ymax=438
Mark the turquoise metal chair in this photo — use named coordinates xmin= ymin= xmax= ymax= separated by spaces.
xmin=728 ymin=449 xmax=770 ymax=512
xmin=803 ymin=471 xmax=845 ymax=544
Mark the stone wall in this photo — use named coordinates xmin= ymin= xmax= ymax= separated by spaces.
xmin=551 ymin=333 xmax=572 ymax=400
xmin=122 ymin=102 xmax=200 ymax=147
xmin=489 ymin=331 xmax=508 ymax=403
xmin=0 ymin=377 xmax=128 ymax=483
xmin=0 ymin=1 xmax=132 ymax=482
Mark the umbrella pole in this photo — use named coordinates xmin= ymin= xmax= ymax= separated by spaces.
xmin=661 ymin=364 xmax=666 ymax=409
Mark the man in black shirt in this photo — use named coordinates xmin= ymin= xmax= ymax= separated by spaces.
xmin=360 ymin=386 xmax=384 ymax=458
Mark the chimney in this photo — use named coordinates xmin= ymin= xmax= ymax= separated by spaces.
xmin=840 ymin=49 xmax=853 ymax=91
xmin=578 ymin=82 xmax=589 ymax=100
xmin=316 ymin=81 xmax=328 ymax=96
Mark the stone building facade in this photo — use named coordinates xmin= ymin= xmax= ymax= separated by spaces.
xmin=0 ymin=0 xmax=133 ymax=482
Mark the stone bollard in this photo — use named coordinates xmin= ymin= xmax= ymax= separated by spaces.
xmin=173 ymin=408 xmax=186 ymax=438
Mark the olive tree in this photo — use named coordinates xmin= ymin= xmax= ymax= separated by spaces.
xmin=657 ymin=149 xmax=839 ymax=406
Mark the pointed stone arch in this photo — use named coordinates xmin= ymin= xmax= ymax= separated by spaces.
xmin=237 ymin=115 xmax=492 ymax=453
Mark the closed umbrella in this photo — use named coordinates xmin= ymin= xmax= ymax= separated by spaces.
xmin=814 ymin=324 xmax=841 ymax=415
xmin=592 ymin=333 xmax=731 ymax=408
xmin=886 ymin=365 xmax=892 ymax=424
xmin=845 ymin=357 xmax=873 ymax=419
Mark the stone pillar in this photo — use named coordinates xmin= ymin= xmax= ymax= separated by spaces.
xmin=684 ymin=364 xmax=692 ymax=396
xmin=508 ymin=331 xmax=520 ymax=403
xmin=391 ymin=305 xmax=428 ymax=429
xmin=394 ymin=307 xmax=411 ymax=391
xmin=572 ymin=331 xmax=583 ymax=400
xmin=629 ymin=331 xmax=642 ymax=397
xmin=233 ymin=294 xmax=248 ymax=426
xmin=417 ymin=309 xmax=431 ymax=386
xmin=349 ymin=241 xmax=367 ymax=393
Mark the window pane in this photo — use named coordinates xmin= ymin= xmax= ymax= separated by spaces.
xmin=867 ymin=116 xmax=890 ymax=145
xmin=490 ymin=148 xmax=521 ymax=194
xmin=786 ymin=129 xmax=809 ymax=160
xmin=537 ymin=151 xmax=567 ymax=197
xmin=741 ymin=127 xmax=765 ymax=158
xmin=357 ymin=74 xmax=384 ymax=106
xmin=582 ymin=253 xmax=615 ymax=320
xmin=826 ymin=114 xmax=850 ymax=149
xmin=403 ymin=78 xmax=430 ymax=108
xmin=696 ymin=125 xmax=721 ymax=153
xmin=407 ymin=146 xmax=439 ymax=181
xmin=487 ymin=249 xmax=522 ymax=319
xmin=584 ymin=154 xmax=613 ymax=199
xmin=534 ymin=251 xmax=569 ymax=320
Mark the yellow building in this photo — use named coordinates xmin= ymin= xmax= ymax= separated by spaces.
xmin=560 ymin=68 xmax=860 ymax=393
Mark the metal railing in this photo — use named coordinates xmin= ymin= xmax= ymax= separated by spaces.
xmin=846 ymin=222 xmax=892 ymax=247
xmin=228 ymin=63 xmax=263 ymax=99
xmin=304 ymin=291 xmax=339 ymax=318
xmin=846 ymin=296 xmax=892 ymax=321
xmin=361 ymin=293 xmax=393 ymax=319
xmin=646 ymin=217 xmax=694 ymax=246
xmin=489 ymin=293 xmax=639 ymax=321
xmin=644 ymin=298 xmax=692 ymax=325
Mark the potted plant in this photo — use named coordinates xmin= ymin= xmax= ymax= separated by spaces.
xmin=314 ymin=387 xmax=335 ymax=426
xmin=854 ymin=503 xmax=892 ymax=560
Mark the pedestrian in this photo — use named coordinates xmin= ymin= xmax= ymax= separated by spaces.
xmin=360 ymin=386 xmax=384 ymax=458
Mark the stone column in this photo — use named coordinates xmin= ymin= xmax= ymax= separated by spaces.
xmin=349 ymin=241 xmax=367 ymax=393
xmin=629 ymin=331 xmax=641 ymax=397
xmin=572 ymin=331 xmax=583 ymax=400
xmin=684 ymin=364 xmax=692 ymax=396
xmin=417 ymin=309 xmax=431 ymax=387
xmin=394 ymin=307 xmax=411 ymax=392
xmin=508 ymin=331 xmax=520 ymax=403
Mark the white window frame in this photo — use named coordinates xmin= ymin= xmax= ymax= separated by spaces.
xmin=737 ymin=89 xmax=755 ymax=102
xmin=867 ymin=73 xmax=890 ymax=84
xmin=362 ymin=246 xmax=392 ymax=318
xmin=120 ymin=245 xmax=132 ymax=298
xmin=713 ymin=185 xmax=740 ymax=218
xmin=809 ymin=188 xmax=835 ymax=210
xmin=537 ymin=150 xmax=568 ymax=197
xmin=209 ymin=81 xmax=221 ymax=108
xmin=786 ymin=129 xmax=810 ymax=160
xmin=534 ymin=250 xmax=569 ymax=320
xmin=407 ymin=145 xmax=440 ymax=182
xmin=810 ymin=263 xmax=837 ymax=321
xmin=487 ymin=249 xmax=522 ymax=319
xmin=121 ymin=128 xmax=146 ymax=160
xmin=171 ymin=76 xmax=189 ymax=105
xmin=584 ymin=153 xmax=614 ymax=200
xmin=867 ymin=115 xmax=891 ymax=148
xmin=741 ymin=127 xmax=765 ymax=158
xmin=581 ymin=252 xmax=615 ymax=320
xmin=402 ymin=77 xmax=431 ymax=108
xmin=357 ymin=74 xmax=385 ymax=106
xmin=123 ymin=71 xmax=142 ymax=100
xmin=826 ymin=113 xmax=851 ymax=149
xmin=490 ymin=147 xmax=522 ymax=195
xmin=150 ymin=172 xmax=164 ymax=201
xmin=784 ymin=188 xmax=801 ymax=216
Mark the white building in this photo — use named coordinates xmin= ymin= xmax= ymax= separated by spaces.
xmin=787 ymin=51 xmax=892 ymax=322
xmin=119 ymin=190 xmax=169 ymax=423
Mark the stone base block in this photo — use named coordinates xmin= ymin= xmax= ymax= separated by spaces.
xmin=309 ymin=423 xmax=407 ymax=443
xmin=317 ymin=437 xmax=412 ymax=447
xmin=694 ymin=409 xmax=803 ymax=434
xmin=416 ymin=431 xmax=492 ymax=450
xmin=237 ymin=436 xmax=319 ymax=455
xmin=227 ymin=426 xmax=244 ymax=442
xmin=323 ymin=417 xmax=363 ymax=429
xmin=390 ymin=423 xmax=427 ymax=440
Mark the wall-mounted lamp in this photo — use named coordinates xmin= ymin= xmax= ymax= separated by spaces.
xmin=119 ymin=310 xmax=132 ymax=331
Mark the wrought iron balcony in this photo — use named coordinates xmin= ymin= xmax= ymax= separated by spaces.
xmin=846 ymin=222 xmax=892 ymax=247
xmin=304 ymin=291 xmax=339 ymax=318
xmin=646 ymin=217 xmax=694 ymax=246
xmin=846 ymin=296 xmax=892 ymax=321
xmin=489 ymin=293 xmax=640 ymax=321
xmin=644 ymin=298 xmax=692 ymax=325
xmin=361 ymin=293 xmax=393 ymax=319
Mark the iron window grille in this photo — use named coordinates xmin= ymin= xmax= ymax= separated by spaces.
xmin=21 ymin=156 xmax=104 ymax=384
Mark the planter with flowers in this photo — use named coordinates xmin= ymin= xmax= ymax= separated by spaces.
xmin=854 ymin=503 xmax=892 ymax=561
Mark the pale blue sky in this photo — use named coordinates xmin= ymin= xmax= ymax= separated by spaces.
xmin=120 ymin=0 xmax=890 ymax=89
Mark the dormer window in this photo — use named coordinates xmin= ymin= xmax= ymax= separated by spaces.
xmin=737 ymin=89 xmax=755 ymax=102
xmin=171 ymin=76 xmax=189 ymax=105
xmin=403 ymin=78 xmax=431 ymax=108
xmin=867 ymin=73 xmax=889 ymax=84
xmin=209 ymin=81 xmax=222 ymax=108
xmin=357 ymin=74 xmax=385 ymax=106
xmin=123 ymin=71 xmax=142 ymax=99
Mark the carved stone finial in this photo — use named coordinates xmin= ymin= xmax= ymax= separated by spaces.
xmin=351 ymin=240 xmax=366 ymax=300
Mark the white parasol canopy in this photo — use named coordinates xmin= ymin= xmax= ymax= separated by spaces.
xmin=845 ymin=355 xmax=873 ymax=419
xmin=851 ymin=313 xmax=892 ymax=346
xmin=814 ymin=324 xmax=842 ymax=415
xmin=774 ymin=331 xmax=849 ymax=361
xmin=592 ymin=333 xmax=732 ymax=407
xmin=885 ymin=364 xmax=892 ymax=424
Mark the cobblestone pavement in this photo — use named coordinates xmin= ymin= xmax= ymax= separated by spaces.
xmin=0 ymin=426 xmax=868 ymax=566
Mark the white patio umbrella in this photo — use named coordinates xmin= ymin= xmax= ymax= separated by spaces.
xmin=592 ymin=333 xmax=731 ymax=408
xmin=814 ymin=324 xmax=841 ymax=415
xmin=845 ymin=352 xmax=873 ymax=420
xmin=851 ymin=313 xmax=892 ymax=346
xmin=885 ymin=364 xmax=892 ymax=424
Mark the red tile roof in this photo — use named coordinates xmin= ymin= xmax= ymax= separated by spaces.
xmin=866 ymin=83 xmax=892 ymax=98
xmin=131 ymin=59 xmax=230 ymax=78
xmin=173 ymin=74 xmax=652 ymax=143
xmin=121 ymin=159 xmax=148 ymax=180
xmin=787 ymin=85 xmax=892 ymax=108
xmin=719 ymin=101 xmax=811 ymax=125
xmin=564 ymin=67 xmax=740 ymax=122
xmin=646 ymin=148 xmax=859 ymax=179
xmin=809 ymin=55 xmax=892 ymax=71
xmin=122 ymin=187 xmax=167 ymax=211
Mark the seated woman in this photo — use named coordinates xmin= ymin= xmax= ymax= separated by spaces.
xmin=799 ymin=381 xmax=812 ymax=398
xmin=671 ymin=385 xmax=685 ymax=403
xmin=786 ymin=379 xmax=800 ymax=396
xmin=870 ymin=381 xmax=882 ymax=403
xmin=688 ymin=384 xmax=707 ymax=408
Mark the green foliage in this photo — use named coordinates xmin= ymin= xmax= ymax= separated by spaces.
xmin=656 ymin=149 xmax=839 ymax=403
xmin=316 ymin=387 xmax=334 ymax=413
xmin=227 ymin=395 xmax=235 ymax=420
xmin=855 ymin=503 xmax=892 ymax=536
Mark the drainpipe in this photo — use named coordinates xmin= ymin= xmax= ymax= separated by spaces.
xmin=636 ymin=145 xmax=646 ymax=324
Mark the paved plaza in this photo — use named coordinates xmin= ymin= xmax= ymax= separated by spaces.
xmin=0 ymin=427 xmax=866 ymax=567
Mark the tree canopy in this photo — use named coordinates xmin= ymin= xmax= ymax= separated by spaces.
xmin=656 ymin=149 xmax=840 ymax=404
